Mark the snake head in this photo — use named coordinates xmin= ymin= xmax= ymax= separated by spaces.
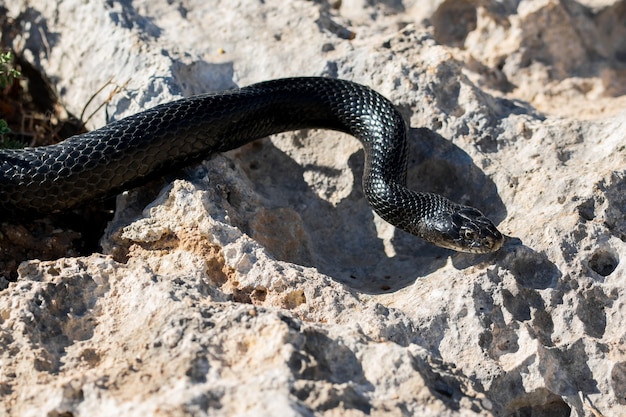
xmin=423 ymin=206 xmax=504 ymax=253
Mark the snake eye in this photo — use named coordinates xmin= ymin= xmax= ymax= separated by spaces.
xmin=463 ymin=228 xmax=477 ymax=241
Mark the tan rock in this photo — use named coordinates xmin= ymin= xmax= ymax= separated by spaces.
xmin=2 ymin=0 xmax=626 ymax=416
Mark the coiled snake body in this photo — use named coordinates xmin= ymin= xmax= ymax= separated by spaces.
xmin=0 ymin=77 xmax=503 ymax=253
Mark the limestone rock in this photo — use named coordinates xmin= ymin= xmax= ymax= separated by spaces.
xmin=2 ymin=0 xmax=626 ymax=416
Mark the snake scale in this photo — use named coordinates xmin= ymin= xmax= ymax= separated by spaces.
xmin=0 ymin=77 xmax=503 ymax=253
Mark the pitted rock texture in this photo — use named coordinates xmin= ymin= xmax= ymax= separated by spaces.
xmin=2 ymin=0 xmax=626 ymax=416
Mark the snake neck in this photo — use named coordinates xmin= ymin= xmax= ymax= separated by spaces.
xmin=363 ymin=176 xmax=453 ymax=239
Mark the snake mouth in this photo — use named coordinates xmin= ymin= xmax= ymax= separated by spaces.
xmin=458 ymin=224 xmax=504 ymax=253
xmin=464 ymin=232 xmax=504 ymax=253
xmin=435 ymin=234 xmax=503 ymax=254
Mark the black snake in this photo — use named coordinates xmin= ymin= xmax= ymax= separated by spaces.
xmin=0 ymin=77 xmax=503 ymax=253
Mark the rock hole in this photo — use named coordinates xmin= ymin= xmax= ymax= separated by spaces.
xmin=588 ymin=248 xmax=618 ymax=277
xmin=508 ymin=401 xmax=571 ymax=417
xmin=78 ymin=348 xmax=101 ymax=367
xmin=47 ymin=411 xmax=76 ymax=417
xmin=611 ymin=361 xmax=626 ymax=405
xmin=576 ymin=198 xmax=595 ymax=221
xmin=282 ymin=289 xmax=306 ymax=309
xmin=600 ymin=171 xmax=625 ymax=241
xmin=251 ymin=286 xmax=267 ymax=302
xmin=505 ymin=389 xmax=571 ymax=417
xmin=185 ymin=355 xmax=209 ymax=383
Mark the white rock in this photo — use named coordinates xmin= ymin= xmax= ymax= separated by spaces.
xmin=2 ymin=0 xmax=626 ymax=416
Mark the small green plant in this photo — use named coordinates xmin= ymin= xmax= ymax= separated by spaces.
xmin=0 ymin=51 xmax=21 ymax=148
xmin=0 ymin=51 xmax=20 ymax=88
xmin=0 ymin=119 xmax=23 ymax=149
xmin=0 ymin=119 xmax=9 ymax=135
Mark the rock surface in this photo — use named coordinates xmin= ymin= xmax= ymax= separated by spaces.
xmin=2 ymin=0 xmax=626 ymax=416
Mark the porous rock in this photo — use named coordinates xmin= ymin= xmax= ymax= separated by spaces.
xmin=2 ymin=0 xmax=626 ymax=416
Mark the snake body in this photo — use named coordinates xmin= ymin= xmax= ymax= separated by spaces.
xmin=0 ymin=77 xmax=503 ymax=253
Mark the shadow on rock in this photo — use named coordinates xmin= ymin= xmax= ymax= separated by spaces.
xmin=228 ymin=126 xmax=506 ymax=294
xmin=406 ymin=128 xmax=507 ymax=225
xmin=495 ymin=237 xmax=562 ymax=290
